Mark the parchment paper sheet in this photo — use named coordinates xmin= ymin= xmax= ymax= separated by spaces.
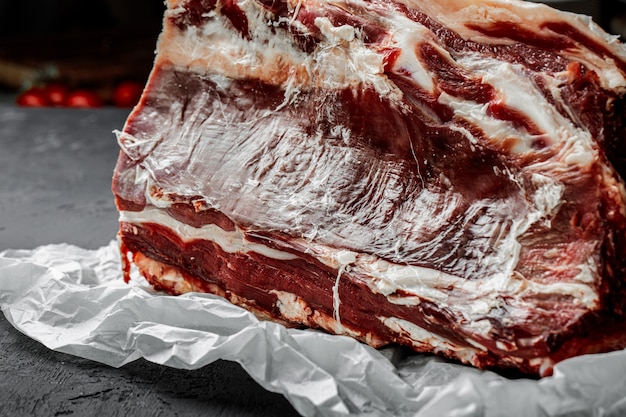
xmin=1 ymin=242 xmax=625 ymax=416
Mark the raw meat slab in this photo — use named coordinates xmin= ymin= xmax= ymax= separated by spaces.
xmin=113 ymin=0 xmax=626 ymax=376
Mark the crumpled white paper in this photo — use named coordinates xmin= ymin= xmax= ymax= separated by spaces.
xmin=1 ymin=242 xmax=626 ymax=416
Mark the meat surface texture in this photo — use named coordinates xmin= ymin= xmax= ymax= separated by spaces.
xmin=112 ymin=0 xmax=626 ymax=376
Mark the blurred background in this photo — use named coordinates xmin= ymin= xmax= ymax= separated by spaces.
xmin=0 ymin=0 xmax=164 ymax=107
xmin=0 ymin=0 xmax=623 ymax=108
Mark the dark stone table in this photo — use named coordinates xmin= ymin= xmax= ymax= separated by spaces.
xmin=0 ymin=104 xmax=299 ymax=417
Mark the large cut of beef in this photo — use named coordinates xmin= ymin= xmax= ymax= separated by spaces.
xmin=112 ymin=0 xmax=626 ymax=376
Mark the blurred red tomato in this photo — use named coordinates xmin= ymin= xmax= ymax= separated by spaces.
xmin=112 ymin=81 xmax=143 ymax=107
xmin=65 ymin=90 xmax=104 ymax=108
xmin=44 ymin=83 xmax=70 ymax=106
xmin=16 ymin=88 xmax=50 ymax=107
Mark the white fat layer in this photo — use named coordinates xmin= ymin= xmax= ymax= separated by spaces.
xmin=359 ymin=255 xmax=598 ymax=310
xmin=135 ymin=251 xmax=193 ymax=294
xmin=389 ymin=21 xmax=436 ymax=93
xmin=529 ymin=356 xmax=556 ymax=377
xmin=163 ymin=1 xmax=402 ymax=103
xmin=163 ymin=2 xmax=309 ymax=110
xmin=379 ymin=316 xmax=486 ymax=365
xmin=412 ymin=0 xmax=626 ymax=87
xmin=270 ymin=289 xmax=365 ymax=340
xmin=120 ymin=208 xmax=299 ymax=261
xmin=380 ymin=315 xmax=553 ymax=374
xmin=271 ymin=290 xmax=311 ymax=322
xmin=163 ymin=0 xmax=626 ymax=102
xmin=439 ymin=57 xmax=598 ymax=164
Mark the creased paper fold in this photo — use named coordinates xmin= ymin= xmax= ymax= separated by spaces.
xmin=1 ymin=242 xmax=625 ymax=416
